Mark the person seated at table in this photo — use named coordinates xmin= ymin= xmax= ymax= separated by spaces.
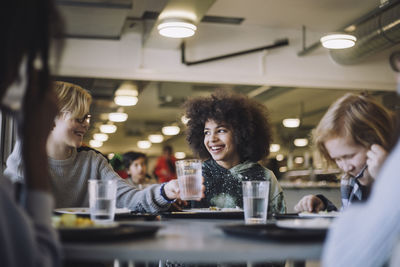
xmin=183 ymin=90 xmax=286 ymax=214
xmin=294 ymin=93 xmax=396 ymax=213
xmin=0 ymin=0 xmax=63 ymax=266
xmin=123 ymin=151 xmax=157 ymax=188
xmin=5 ymin=81 xmax=186 ymax=213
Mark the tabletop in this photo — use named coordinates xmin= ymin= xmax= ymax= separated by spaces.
xmin=62 ymin=218 xmax=324 ymax=263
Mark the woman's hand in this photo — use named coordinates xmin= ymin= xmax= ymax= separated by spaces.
xmin=366 ymin=144 xmax=388 ymax=179
xmin=294 ymin=195 xmax=325 ymax=213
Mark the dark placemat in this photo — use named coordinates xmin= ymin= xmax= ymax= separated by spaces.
xmin=219 ymin=223 xmax=327 ymax=242
xmin=161 ymin=210 xmax=244 ymax=219
xmin=58 ymin=224 xmax=161 ymax=242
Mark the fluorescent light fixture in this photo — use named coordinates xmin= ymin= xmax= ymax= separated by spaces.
xmin=276 ymin=154 xmax=284 ymax=161
xmin=137 ymin=140 xmax=151 ymax=149
xmin=114 ymin=82 xmax=138 ymax=106
xmin=175 ymin=152 xmax=186 ymax=159
xmin=148 ymin=134 xmax=164 ymax=143
xmin=279 ymin=166 xmax=288 ymax=172
xmin=100 ymin=124 xmax=117 ymax=134
xmin=89 ymin=140 xmax=103 ymax=148
xmin=181 ymin=115 xmax=189 ymax=125
xmin=320 ymin=33 xmax=356 ymax=49
xmin=294 ymin=138 xmax=309 ymax=147
xmin=109 ymin=112 xmax=128 ymax=122
xmin=282 ymin=118 xmax=300 ymax=128
xmin=157 ymin=18 xmax=197 ymax=38
xmin=270 ymin=144 xmax=280 ymax=153
xmin=162 ymin=125 xmax=180 ymax=136
xmin=294 ymin=156 xmax=304 ymax=164
xmin=93 ymin=133 xmax=108 ymax=142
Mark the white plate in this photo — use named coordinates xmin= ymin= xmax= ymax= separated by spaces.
xmin=298 ymin=211 xmax=340 ymax=218
xmin=276 ymin=218 xmax=332 ymax=230
xmin=54 ymin=207 xmax=131 ymax=215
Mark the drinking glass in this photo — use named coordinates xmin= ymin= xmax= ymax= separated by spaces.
xmin=176 ymin=159 xmax=202 ymax=201
xmin=88 ymin=179 xmax=117 ymax=224
xmin=242 ymin=181 xmax=270 ymax=224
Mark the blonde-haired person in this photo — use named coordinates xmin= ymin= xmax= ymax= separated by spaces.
xmin=294 ymin=93 xmax=396 ymax=213
xmin=5 ymin=81 xmax=183 ymax=212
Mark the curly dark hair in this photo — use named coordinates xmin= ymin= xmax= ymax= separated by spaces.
xmin=184 ymin=90 xmax=272 ymax=162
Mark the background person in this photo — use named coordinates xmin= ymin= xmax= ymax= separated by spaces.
xmin=5 ymin=81 xmax=183 ymax=213
xmin=0 ymin=0 xmax=63 ymax=266
xmin=183 ymin=90 xmax=286 ymax=214
xmin=321 ymin=55 xmax=400 ymax=267
xmin=153 ymin=145 xmax=177 ymax=183
xmin=294 ymin=93 xmax=396 ymax=213
xmin=123 ymin=151 xmax=157 ymax=188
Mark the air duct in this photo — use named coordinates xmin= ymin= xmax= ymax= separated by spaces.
xmin=330 ymin=2 xmax=400 ymax=65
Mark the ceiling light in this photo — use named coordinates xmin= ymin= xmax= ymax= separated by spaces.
xmin=137 ymin=140 xmax=151 ymax=149
xmin=279 ymin=166 xmax=288 ymax=173
xmin=100 ymin=124 xmax=117 ymax=134
xmin=109 ymin=112 xmax=128 ymax=122
xmin=114 ymin=82 xmax=138 ymax=106
xmin=270 ymin=144 xmax=280 ymax=153
xmin=320 ymin=33 xmax=356 ymax=49
xmin=148 ymin=134 xmax=164 ymax=143
xmin=294 ymin=157 xmax=304 ymax=164
xmin=93 ymin=133 xmax=108 ymax=142
xmin=157 ymin=18 xmax=197 ymax=38
xmin=276 ymin=154 xmax=284 ymax=161
xmin=89 ymin=140 xmax=103 ymax=148
xmin=282 ymin=118 xmax=300 ymax=128
xmin=175 ymin=152 xmax=186 ymax=159
xmin=162 ymin=125 xmax=180 ymax=136
xmin=107 ymin=153 xmax=115 ymax=160
xmin=294 ymin=138 xmax=309 ymax=147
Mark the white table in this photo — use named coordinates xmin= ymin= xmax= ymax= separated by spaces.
xmin=62 ymin=218 xmax=323 ymax=264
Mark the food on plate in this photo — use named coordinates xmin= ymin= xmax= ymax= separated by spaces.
xmin=52 ymin=214 xmax=94 ymax=228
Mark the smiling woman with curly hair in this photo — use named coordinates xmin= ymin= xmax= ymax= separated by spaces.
xmin=183 ymin=90 xmax=286 ymax=214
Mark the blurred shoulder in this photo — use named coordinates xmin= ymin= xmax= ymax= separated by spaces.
xmin=77 ymin=146 xmax=108 ymax=162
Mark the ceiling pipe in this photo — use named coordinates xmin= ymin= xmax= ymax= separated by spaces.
xmin=181 ymin=39 xmax=289 ymax=66
xmin=330 ymin=1 xmax=400 ymax=65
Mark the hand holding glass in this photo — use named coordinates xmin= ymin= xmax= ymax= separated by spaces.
xmin=88 ymin=179 xmax=117 ymax=224
xmin=176 ymin=159 xmax=202 ymax=201
xmin=242 ymin=181 xmax=270 ymax=224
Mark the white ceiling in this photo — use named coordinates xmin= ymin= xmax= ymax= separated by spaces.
xmin=55 ymin=0 xmax=400 ymax=160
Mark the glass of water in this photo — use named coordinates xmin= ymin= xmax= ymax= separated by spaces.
xmin=242 ymin=181 xmax=270 ymax=224
xmin=88 ymin=179 xmax=117 ymax=224
xmin=176 ymin=159 xmax=203 ymax=201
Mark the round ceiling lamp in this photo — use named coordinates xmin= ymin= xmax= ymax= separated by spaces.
xmin=294 ymin=138 xmax=309 ymax=147
xmin=162 ymin=125 xmax=180 ymax=136
xmin=114 ymin=82 xmax=138 ymax=106
xmin=93 ymin=133 xmax=108 ymax=142
xmin=89 ymin=140 xmax=103 ymax=148
xmin=148 ymin=134 xmax=164 ymax=143
xmin=270 ymin=144 xmax=280 ymax=153
xmin=100 ymin=124 xmax=117 ymax=134
xmin=175 ymin=152 xmax=186 ymax=159
xmin=157 ymin=18 xmax=197 ymax=38
xmin=137 ymin=140 xmax=151 ymax=149
xmin=109 ymin=112 xmax=128 ymax=122
xmin=320 ymin=33 xmax=356 ymax=49
xmin=282 ymin=118 xmax=300 ymax=128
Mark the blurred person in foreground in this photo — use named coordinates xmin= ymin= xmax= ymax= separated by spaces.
xmin=0 ymin=0 xmax=63 ymax=266
xmin=5 ymin=81 xmax=188 ymax=213
xmin=183 ymin=90 xmax=286 ymax=214
xmin=123 ymin=151 xmax=157 ymax=189
xmin=322 ymin=55 xmax=400 ymax=267
xmin=294 ymin=93 xmax=396 ymax=213
xmin=153 ymin=145 xmax=177 ymax=183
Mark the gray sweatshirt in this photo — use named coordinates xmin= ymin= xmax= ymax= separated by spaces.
xmin=4 ymin=141 xmax=171 ymax=213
